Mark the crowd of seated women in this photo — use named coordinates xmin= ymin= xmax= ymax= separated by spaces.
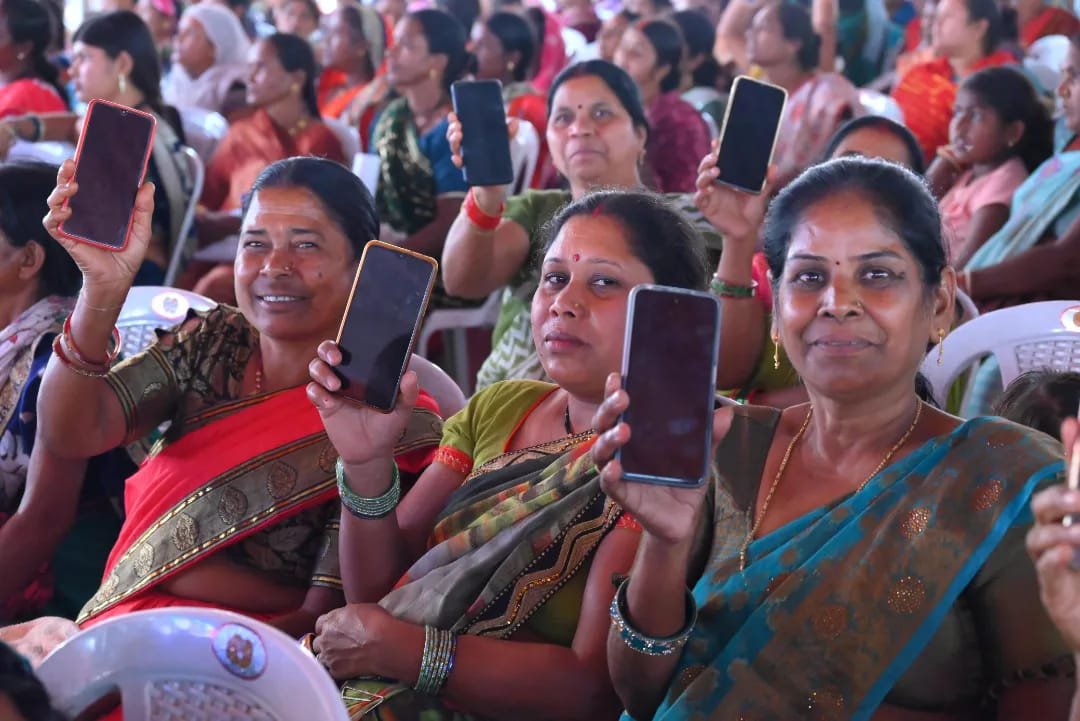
xmin=1 ymin=0 xmax=1080 ymax=719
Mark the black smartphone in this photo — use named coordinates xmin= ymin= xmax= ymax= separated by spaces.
xmin=335 ymin=241 xmax=438 ymax=412
xmin=715 ymin=76 xmax=787 ymax=194
xmin=617 ymin=285 xmax=721 ymax=486
xmin=58 ymin=99 xmax=157 ymax=251
xmin=451 ymin=79 xmax=514 ymax=187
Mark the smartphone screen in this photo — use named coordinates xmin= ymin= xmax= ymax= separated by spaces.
xmin=618 ymin=286 xmax=721 ymax=486
xmin=61 ymin=100 xmax=156 ymax=250
xmin=715 ymin=76 xmax=787 ymax=194
xmin=451 ymin=79 xmax=514 ymax=187
xmin=335 ymin=242 xmax=437 ymax=412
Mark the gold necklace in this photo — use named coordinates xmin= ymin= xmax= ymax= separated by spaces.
xmin=737 ymin=400 xmax=923 ymax=571
xmin=286 ymin=115 xmax=310 ymax=138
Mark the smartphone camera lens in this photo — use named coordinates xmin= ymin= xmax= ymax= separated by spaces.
xmin=121 ymin=110 xmax=128 ymax=116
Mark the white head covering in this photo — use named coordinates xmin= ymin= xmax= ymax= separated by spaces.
xmin=184 ymin=2 xmax=252 ymax=69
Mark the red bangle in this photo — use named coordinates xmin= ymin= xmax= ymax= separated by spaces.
xmin=463 ymin=188 xmax=503 ymax=231
xmin=52 ymin=334 xmax=110 ymax=377
xmin=63 ymin=314 xmax=121 ymax=367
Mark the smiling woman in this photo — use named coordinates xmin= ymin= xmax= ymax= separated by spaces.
xmin=24 ymin=157 xmax=443 ymax=648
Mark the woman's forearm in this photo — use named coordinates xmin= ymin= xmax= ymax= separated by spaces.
xmin=158 ymin=553 xmax=308 ymax=611
xmin=968 ymin=217 xmax=1080 ymax=300
xmin=8 ymin=113 xmax=79 ymax=144
xmin=401 ymin=196 xmax=464 ymax=258
xmin=716 ymin=0 xmax=763 ymax=68
xmin=714 ymin=244 xmax=767 ymax=389
xmin=608 ymin=533 xmax=696 ymax=720
xmin=441 ymin=212 xmax=501 ymax=298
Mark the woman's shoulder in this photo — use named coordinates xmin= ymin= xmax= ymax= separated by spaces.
xmin=945 ymin=415 xmax=1064 ymax=476
xmin=466 ymin=379 xmax=558 ymax=414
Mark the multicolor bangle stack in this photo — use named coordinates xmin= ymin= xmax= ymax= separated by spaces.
xmin=609 ymin=577 xmax=697 ymax=656
xmin=463 ymin=187 xmax=504 ymax=231
xmin=414 ymin=625 xmax=457 ymax=695
xmin=52 ymin=316 xmax=121 ymax=378
xmin=335 ymin=457 xmax=401 ymax=519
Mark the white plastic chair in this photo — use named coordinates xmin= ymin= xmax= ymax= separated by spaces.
xmin=509 ymin=119 xmax=540 ymax=196
xmin=5 ymin=139 xmax=76 ymax=165
xmin=1024 ymin=34 xmax=1070 ymax=94
xmin=37 ymin=607 xmax=348 ymax=721
xmin=117 ymin=286 xmax=216 ymax=358
xmin=324 ymin=116 xmax=361 ymax=161
xmin=562 ymin=26 xmax=589 ymax=63
xmin=857 ymin=89 xmax=905 ymax=124
xmin=180 ymin=107 xmax=229 ymax=164
xmin=164 ymin=146 xmax=205 ymax=287
xmin=920 ymin=300 xmax=1080 ymax=408
xmin=409 ymin=353 xmax=467 ymax=417
xmin=701 ymin=111 xmax=720 ymax=141
xmin=416 ymin=290 xmax=504 ymax=395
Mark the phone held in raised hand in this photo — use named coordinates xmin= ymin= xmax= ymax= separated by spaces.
xmin=58 ymin=99 xmax=157 ymax=251
xmin=335 ymin=241 xmax=438 ymax=412
xmin=714 ymin=76 xmax=787 ymax=194
xmin=450 ymin=79 xmax=514 ymax=187
xmin=616 ymin=285 xmax=722 ymax=487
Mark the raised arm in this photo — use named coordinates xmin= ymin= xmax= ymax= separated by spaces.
xmin=717 ymin=0 xmax=770 ymax=69
xmin=963 ymin=213 xmax=1080 ymax=301
xmin=37 ymin=160 xmax=153 ymax=460
xmin=441 ymin=113 xmax=532 ymax=299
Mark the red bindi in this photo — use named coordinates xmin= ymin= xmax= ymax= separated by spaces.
xmin=572 ymin=253 xmax=580 ymax=261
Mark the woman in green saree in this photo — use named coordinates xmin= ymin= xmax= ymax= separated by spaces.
xmin=593 ymin=157 xmax=1074 ymax=719
xmin=305 ymin=190 xmax=709 ymax=720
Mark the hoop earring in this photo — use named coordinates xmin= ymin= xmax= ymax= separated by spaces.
xmin=772 ymin=331 xmax=781 ymax=371
xmin=118 ymin=74 xmax=127 ymax=95
xmin=936 ymin=328 xmax=946 ymax=366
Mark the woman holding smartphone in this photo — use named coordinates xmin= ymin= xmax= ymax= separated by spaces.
xmin=306 ymin=190 xmax=708 ymax=720
xmin=592 ymin=157 xmax=1073 ymax=719
xmin=31 ymin=157 xmax=441 ymax=642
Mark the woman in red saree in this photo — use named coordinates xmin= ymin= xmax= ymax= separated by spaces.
xmin=0 ymin=0 xmax=68 ymax=119
xmin=34 ymin=156 xmax=442 ymax=641
xmin=317 ymin=4 xmax=388 ymax=148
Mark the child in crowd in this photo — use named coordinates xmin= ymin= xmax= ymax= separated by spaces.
xmin=997 ymin=370 xmax=1080 ymax=441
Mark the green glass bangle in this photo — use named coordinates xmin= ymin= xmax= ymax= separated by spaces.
xmin=710 ymin=277 xmax=758 ymax=298
xmin=415 ymin=625 xmax=457 ymax=695
xmin=335 ymin=457 xmax=401 ymax=519
xmin=609 ymin=577 xmax=697 ymax=656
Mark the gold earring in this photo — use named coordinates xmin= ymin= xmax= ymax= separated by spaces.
xmin=428 ymin=68 xmax=437 ymax=79
xmin=936 ymin=328 xmax=946 ymax=366
xmin=118 ymin=74 xmax=127 ymax=95
xmin=772 ymin=331 xmax=781 ymax=370
xmin=290 ymin=82 xmax=300 ymax=94
xmin=507 ymin=61 xmax=515 ymax=71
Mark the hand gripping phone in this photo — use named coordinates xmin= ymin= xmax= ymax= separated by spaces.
xmin=58 ymin=99 xmax=157 ymax=250
xmin=451 ymin=79 xmax=514 ymax=187
xmin=617 ymin=285 xmax=722 ymax=486
xmin=715 ymin=76 xmax=787 ymax=194
xmin=335 ymin=241 xmax=438 ymax=412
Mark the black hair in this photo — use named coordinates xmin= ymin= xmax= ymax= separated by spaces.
xmin=409 ymin=8 xmax=471 ymax=93
xmin=637 ymin=18 xmax=685 ymax=94
xmin=262 ymin=32 xmax=321 ymax=118
xmin=763 ymin=157 xmax=946 ymax=292
xmin=543 ymin=190 xmax=708 ymax=291
xmin=547 ymin=60 xmax=650 ymax=140
xmin=336 ymin=4 xmax=379 ymax=78
xmin=995 ymin=370 xmax=1080 ymax=441
xmin=774 ymin=3 xmax=820 ymax=72
xmin=672 ymin=9 xmax=721 ymax=88
xmin=486 ymin=11 xmax=535 ymax=84
xmin=73 ymin=11 xmax=167 ymax=118
xmin=0 ymin=163 xmax=80 ymax=298
xmin=440 ymin=0 xmax=480 ymax=39
xmin=523 ymin=6 xmax=548 ymax=71
xmin=823 ymin=115 xmax=926 ymax=174
xmin=963 ymin=0 xmax=1002 ymax=55
xmin=243 ymin=157 xmax=377 ymax=259
xmin=0 ymin=642 xmax=66 ymax=721
xmin=959 ymin=66 xmax=1053 ymax=172
xmin=3 ymin=0 xmax=68 ymax=107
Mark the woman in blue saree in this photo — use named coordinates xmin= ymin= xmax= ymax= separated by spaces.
xmin=593 ymin=157 xmax=1074 ymax=719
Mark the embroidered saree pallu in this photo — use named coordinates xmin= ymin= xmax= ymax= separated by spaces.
xmin=77 ymin=386 xmax=442 ymax=626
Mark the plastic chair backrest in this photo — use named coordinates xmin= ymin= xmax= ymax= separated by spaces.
xmin=165 ymin=146 xmax=205 ymax=287
xmin=701 ymin=111 xmax=719 ymax=141
xmin=117 ymin=287 xmax=216 ymax=358
xmin=920 ymin=300 xmax=1080 ymax=406
xmin=1024 ymin=34 xmax=1070 ymax=94
xmin=324 ymin=116 xmax=361 ymax=161
xmin=509 ymin=119 xmax=540 ymax=196
xmin=37 ymin=607 xmax=348 ymax=721
xmin=409 ymin=353 xmax=467 ymax=417
xmin=179 ymin=107 xmax=229 ymax=163
xmin=562 ymin=26 xmax=589 ymax=63
xmin=856 ymin=89 xmax=905 ymax=124
xmin=5 ymin=139 xmax=75 ymax=165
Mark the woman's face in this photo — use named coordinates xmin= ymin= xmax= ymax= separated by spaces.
xmin=829 ymin=126 xmax=920 ymax=168
xmin=323 ymin=9 xmax=367 ymax=71
xmin=1058 ymin=43 xmax=1080 ymax=134
xmin=234 ymin=186 xmax=358 ymax=344
xmin=949 ymin=88 xmax=1015 ymax=165
xmin=933 ymin=0 xmax=982 ymax=58
xmin=386 ymin=17 xmax=436 ymax=89
xmin=471 ymin=22 xmax=506 ymax=81
xmin=598 ymin=14 xmax=629 ymax=62
xmin=246 ymin=39 xmax=295 ymax=108
xmin=175 ymin=15 xmax=216 ymax=77
xmin=774 ymin=192 xmax=951 ymax=399
xmin=70 ymin=42 xmax=123 ymax=103
xmin=546 ymin=75 xmax=646 ymax=188
xmin=0 ymin=4 xmax=23 ymax=74
xmin=746 ymin=6 xmax=794 ymax=68
xmin=138 ymin=0 xmax=176 ymax=46
xmin=614 ymin=26 xmax=661 ymax=99
xmin=276 ymin=0 xmax=319 ymax=39
xmin=531 ymin=214 xmax=655 ymax=399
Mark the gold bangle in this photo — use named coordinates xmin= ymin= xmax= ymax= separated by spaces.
xmin=78 ymin=293 xmax=125 ymax=314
